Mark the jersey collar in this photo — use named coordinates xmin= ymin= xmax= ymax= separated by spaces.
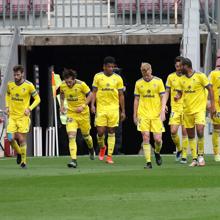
xmin=186 ymin=71 xmax=195 ymax=78
xmin=143 ymin=76 xmax=154 ymax=82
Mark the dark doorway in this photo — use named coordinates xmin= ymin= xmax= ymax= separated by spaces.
xmin=25 ymin=44 xmax=180 ymax=155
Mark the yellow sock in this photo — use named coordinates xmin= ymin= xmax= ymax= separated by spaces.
xmin=143 ymin=143 xmax=151 ymax=162
xmin=171 ymin=134 xmax=182 ymax=152
xmin=83 ymin=134 xmax=93 ymax=149
xmin=212 ymin=130 xmax=219 ymax=155
xmin=198 ymin=137 xmax=204 ymax=155
xmin=69 ymin=137 xmax=77 ymax=160
xmin=188 ymin=138 xmax=197 ymax=159
xmin=155 ymin=141 xmax=162 ymax=154
xmin=107 ymin=133 xmax=115 ymax=157
xmin=97 ymin=135 xmax=105 ymax=148
xmin=182 ymin=136 xmax=188 ymax=159
xmin=11 ymin=140 xmax=21 ymax=154
xmin=20 ymin=143 xmax=27 ymax=164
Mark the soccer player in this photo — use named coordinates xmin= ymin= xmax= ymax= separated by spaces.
xmin=164 ymin=56 xmax=189 ymax=163
xmin=175 ymin=58 xmax=215 ymax=167
xmin=6 ymin=65 xmax=41 ymax=168
xmin=133 ymin=62 xmax=166 ymax=169
xmin=91 ymin=56 xmax=126 ymax=164
xmin=209 ymin=67 xmax=220 ymax=161
xmin=60 ymin=69 xmax=95 ymax=168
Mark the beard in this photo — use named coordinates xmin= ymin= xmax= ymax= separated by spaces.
xmin=181 ymin=69 xmax=187 ymax=75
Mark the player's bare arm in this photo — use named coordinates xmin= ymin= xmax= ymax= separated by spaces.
xmin=76 ymin=92 xmax=93 ymax=113
xmin=60 ymin=90 xmax=66 ymax=114
xmin=24 ymin=93 xmax=40 ymax=116
xmin=91 ymin=87 xmax=97 ymax=114
xmin=133 ymin=95 xmax=139 ymax=125
xmin=206 ymin=84 xmax=216 ymax=118
xmin=160 ymin=93 xmax=166 ymax=122
xmin=119 ymin=90 xmax=126 ymax=122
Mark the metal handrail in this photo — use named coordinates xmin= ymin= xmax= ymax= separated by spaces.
xmin=0 ymin=0 xmax=217 ymax=30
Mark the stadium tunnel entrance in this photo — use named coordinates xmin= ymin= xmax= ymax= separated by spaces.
xmin=22 ymin=44 xmax=180 ymax=155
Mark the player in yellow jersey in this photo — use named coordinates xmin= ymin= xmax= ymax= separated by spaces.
xmin=175 ymin=58 xmax=215 ymax=167
xmin=6 ymin=65 xmax=40 ymax=168
xmin=209 ymin=68 xmax=220 ymax=162
xmin=91 ymin=56 xmax=126 ymax=164
xmin=133 ymin=63 xmax=166 ymax=169
xmin=164 ymin=56 xmax=189 ymax=164
xmin=60 ymin=69 xmax=94 ymax=168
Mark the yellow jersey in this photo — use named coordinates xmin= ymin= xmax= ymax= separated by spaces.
xmin=209 ymin=70 xmax=220 ymax=112
xmin=177 ymin=72 xmax=209 ymax=114
xmin=60 ymin=79 xmax=91 ymax=115
xmin=92 ymin=72 xmax=124 ymax=112
xmin=6 ymin=80 xmax=39 ymax=118
xmin=166 ymin=72 xmax=183 ymax=112
xmin=134 ymin=76 xmax=165 ymax=119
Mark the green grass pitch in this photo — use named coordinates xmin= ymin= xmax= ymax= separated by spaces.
xmin=0 ymin=155 xmax=220 ymax=220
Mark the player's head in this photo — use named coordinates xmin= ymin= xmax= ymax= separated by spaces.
xmin=181 ymin=58 xmax=192 ymax=75
xmin=103 ymin=56 xmax=116 ymax=75
xmin=140 ymin=62 xmax=152 ymax=78
xmin=13 ymin=65 xmax=24 ymax=83
xmin=175 ymin=56 xmax=184 ymax=74
xmin=63 ymin=69 xmax=77 ymax=87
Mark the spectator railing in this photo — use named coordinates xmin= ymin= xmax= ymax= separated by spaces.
xmin=0 ymin=0 xmax=217 ymax=30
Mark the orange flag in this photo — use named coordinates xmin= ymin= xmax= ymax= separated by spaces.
xmin=52 ymin=71 xmax=56 ymax=97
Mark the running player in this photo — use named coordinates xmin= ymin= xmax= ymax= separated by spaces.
xmin=164 ymin=56 xmax=189 ymax=163
xmin=175 ymin=58 xmax=215 ymax=167
xmin=133 ymin=62 xmax=166 ymax=169
xmin=6 ymin=65 xmax=41 ymax=168
xmin=91 ymin=56 xmax=126 ymax=164
xmin=60 ymin=69 xmax=95 ymax=168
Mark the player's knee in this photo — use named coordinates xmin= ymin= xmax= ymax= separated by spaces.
xmin=154 ymin=136 xmax=162 ymax=144
xmin=108 ymin=128 xmax=115 ymax=134
xmin=182 ymin=130 xmax=188 ymax=136
xmin=97 ymin=131 xmax=105 ymax=137
xmin=170 ymin=129 xmax=177 ymax=136
xmin=197 ymin=133 xmax=204 ymax=139
xmin=197 ymin=129 xmax=204 ymax=138
xmin=142 ymin=133 xmax=150 ymax=143
xmin=68 ymin=133 xmax=76 ymax=139
xmin=7 ymin=133 xmax=14 ymax=142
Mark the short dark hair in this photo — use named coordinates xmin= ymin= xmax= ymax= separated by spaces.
xmin=175 ymin=56 xmax=184 ymax=64
xmin=103 ymin=56 xmax=116 ymax=65
xmin=13 ymin=65 xmax=24 ymax=73
xmin=181 ymin=58 xmax=192 ymax=68
xmin=62 ymin=69 xmax=77 ymax=80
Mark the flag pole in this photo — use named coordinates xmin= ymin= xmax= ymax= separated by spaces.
xmin=52 ymin=70 xmax=59 ymax=157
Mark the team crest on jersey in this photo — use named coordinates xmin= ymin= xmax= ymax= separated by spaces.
xmin=188 ymin=85 xmax=191 ymax=89
xmin=106 ymin=83 xmax=110 ymax=87
xmin=22 ymin=88 xmax=26 ymax=92
xmin=147 ymin=89 xmax=151 ymax=93
xmin=16 ymin=93 xmax=19 ymax=97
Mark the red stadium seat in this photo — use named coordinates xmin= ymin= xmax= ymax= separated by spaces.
xmin=217 ymin=49 xmax=220 ymax=59
xmin=117 ymin=0 xmax=136 ymax=14
xmin=32 ymin=0 xmax=54 ymax=14
xmin=10 ymin=0 xmax=30 ymax=15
